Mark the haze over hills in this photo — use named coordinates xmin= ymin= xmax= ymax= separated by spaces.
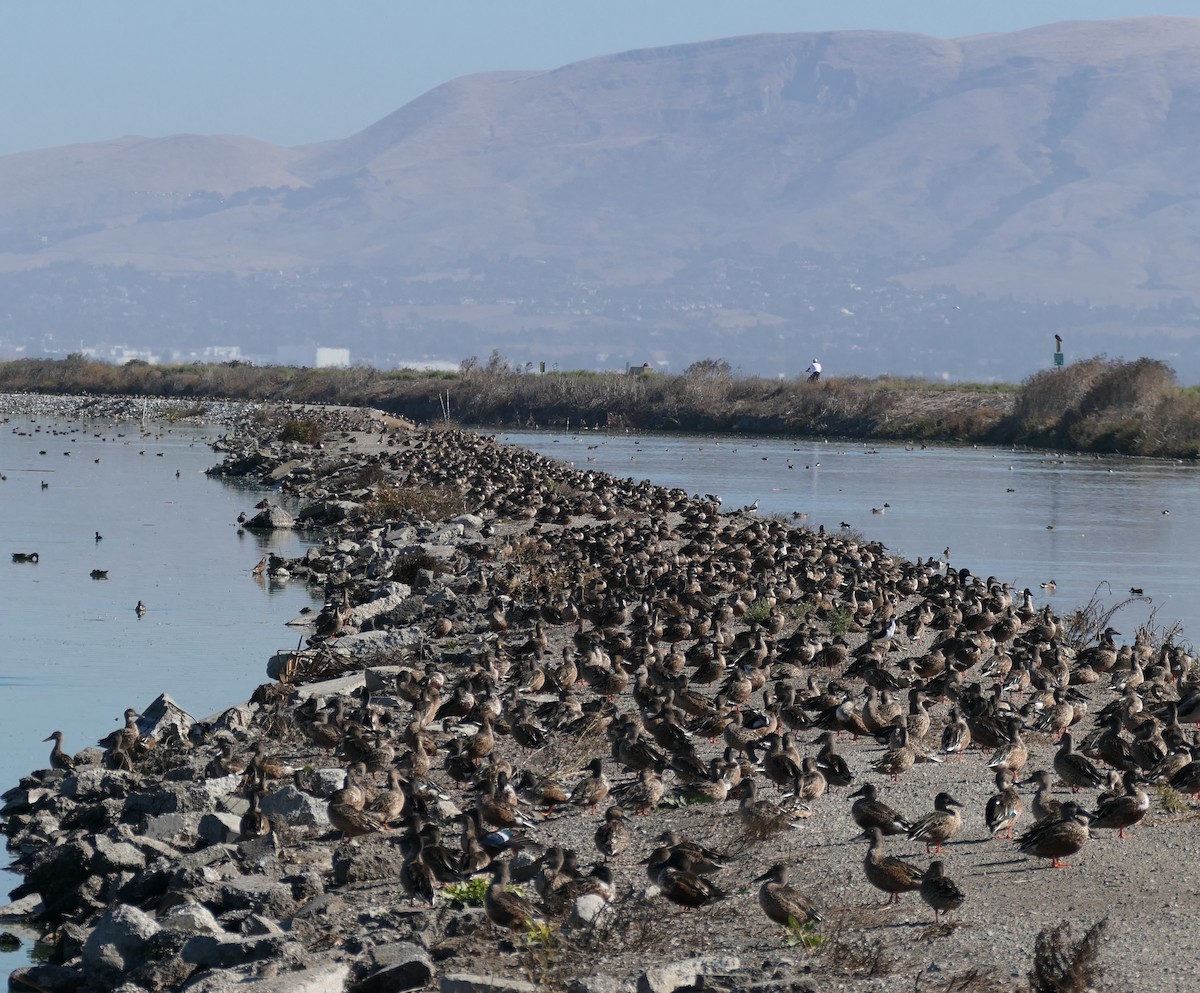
xmin=2 ymin=17 xmax=1200 ymax=381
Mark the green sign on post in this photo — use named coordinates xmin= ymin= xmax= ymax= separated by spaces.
xmin=1054 ymin=352 xmax=1064 ymax=366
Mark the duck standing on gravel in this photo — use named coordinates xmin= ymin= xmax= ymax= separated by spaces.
xmin=1017 ymin=801 xmax=1090 ymax=868
xmin=919 ymin=860 xmax=966 ymax=921
xmin=850 ymin=782 xmax=911 ymax=836
xmin=907 ymin=792 xmax=964 ymax=853
xmin=755 ymin=863 xmax=822 ymax=927
xmin=985 ymin=768 xmax=1023 ymax=839
xmin=862 ymin=826 xmax=924 ymax=904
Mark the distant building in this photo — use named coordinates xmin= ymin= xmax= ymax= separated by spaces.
xmin=274 ymin=346 xmax=351 ymax=368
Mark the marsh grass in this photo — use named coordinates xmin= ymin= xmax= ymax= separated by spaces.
xmin=3 ymin=353 xmax=1199 ymax=456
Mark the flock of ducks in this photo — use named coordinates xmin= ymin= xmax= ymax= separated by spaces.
xmin=30 ymin=421 xmax=1200 ymax=971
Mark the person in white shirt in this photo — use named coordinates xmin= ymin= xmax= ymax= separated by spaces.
xmin=805 ymin=359 xmax=822 ymax=382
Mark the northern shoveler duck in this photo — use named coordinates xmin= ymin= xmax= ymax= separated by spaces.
xmin=850 ymin=783 xmax=911 ymax=836
xmin=1017 ymin=801 xmax=1090 ymax=868
xmin=862 ymin=826 xmax=924 ymax=904
xmin=1088 ymin=770 xmax=1149 ymax=839
xmin=985 ymin=768 xmax=1023 ymax=839
xmin=755 ymin=863 xmax=822 ymax=927
xmin=594 ymin=805 xmax=632 ymax=861
xmin=919 ymin=860 xmax=965 ymax=921
xmin=1054 ymin=731 xmax=1104 ymax=793
xmin=907 ymin=792 xmax=963 ymax=853
xmin=485 ymin=859 xmax=543 ymax=931
xmin=43 ymin=730 xmax=75 ymax=772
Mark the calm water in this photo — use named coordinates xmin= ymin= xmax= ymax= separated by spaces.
xmin=0 ymin=408 xmax=320 ymax=968
xmin=501 ymin=430 xmax=1200 ymax=643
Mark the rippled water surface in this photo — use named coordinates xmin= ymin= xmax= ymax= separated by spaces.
xmin=0 ymin=408 xmax=319 ymax=970
xmin=501 ymin=429 xmax=1200 ymax=640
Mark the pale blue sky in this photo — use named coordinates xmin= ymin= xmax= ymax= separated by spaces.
xmin=2 ymin=1 xmax=1193 ymax=157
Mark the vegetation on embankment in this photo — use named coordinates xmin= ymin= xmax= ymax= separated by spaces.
xmin=1 ymin=352 xmax=1199 ymax=458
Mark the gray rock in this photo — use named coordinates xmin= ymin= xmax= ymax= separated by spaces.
xmin=216 ymin=876 xmax=298 ymax=918
xmin=0 ymin=892 xmax=44 ymax=917
xmin=331 ymin=843 xmax=406 ymax=885
xmin=7 ymin=965 xmax=86 ymax=993
xmin=452 ymin=513 xmax=484 ymax=529
xmin=82 ymin=903 xmax=161 ymax=982
xmin=293 ymin=672 xmax=368 ymax=700
xmin=267 ymin=459 xmax=307 ymax=482
xmin=161 ymin=902 xmax=225 ymax=936
xmin=60 ymin=766 xmax=133 ymax=801
xmin=363 ymin=665 xmax=411 ymax=692
xmin=260 ymin=784 xmax=330 ymax=829
xmin=142 ymin=812 xmax=203 ymax=846
xmin=181 ymin=933 xmax=299 ymax=969
xmin=335 ymin=628 xmax=424 ymax=655
xmin=140 ymin=693 xmax=197 ymax=742
xmin=568 ymin=976 xmax=636 ymax=993
xmin=198 ymin=812 xmax=244 ymax=846
xmin=180 ymin=960 xmax=351 ymax=992
xmin=244 ymin=505 xmax=295 ymax=530
xmin=441 ymin=975 xmax=538 ymax=993
xmin=92 ymin=835 xmax=148 ymax=874
xmin=353 ymin=941 xmax=434 ymax=993
xmin=567 ymin=893 xmax=612 ymax=928
xmin=637 ymin=956 xmax=743 ymax=993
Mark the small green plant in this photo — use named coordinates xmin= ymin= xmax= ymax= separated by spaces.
xmin=279 ymin=418 xmax=324 ymax=445
xmin=783 ymin=600 xmax=812 ymax=621
xmin=443 ymin=877 xmax=489 ymax=907
xmin=1156 ymin=784 xmax=1190 ymax=814
xmin=826 ymin=604 xmax=854 ymax=637
xmin=743 ymin=600 xmax=774 ymax=625
xmin=783 ymin=916 xmax=825 ymax=951
xmin=525 ymin=920 xmax=558 ymax=946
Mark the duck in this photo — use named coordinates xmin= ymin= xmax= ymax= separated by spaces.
xmin=939 ymin=707 xmax=971 ymax=762
xmin=1087 ymin=770 xmax=1149 ymax=839
xmin=850 ymin=783 xmax=911 ymax=836
xmin=1053 ymin=731 xmax=1104 ymax=793
xmin=135 ymin=600 xmax=147 ymax=616
xmin=612 ymin=767 xmax=665 ymax=815
xmin=813 ymin=731 xmax=854 ymax=787
xmin=907 ymin=792 xmax=964 ymax=853
xmin=919 ymin=860 xmax=965 ymax=921
xmin=644 ymin=847 xmax=727 ymax=909
xmin=239 ymin=791 xmax=272 ymax=841
xmin=872 ymin=725 xmax=915 ymax=781
xmin=986 ymin=717 xmax=1029 ymax=782
xmin=654 ymin=830 xmax=728 ymax=875
xmin=737 ymin=778 xmax=808 ymax=839
xmin=789 ymin=756 xmax=827 ymax=804
xmin=327 ymin=800 xmax=387 ymax=843
xmin=1016 ymin=801 xmax=1090 ymax=868
xmin=42 ymin=730 xmax=75 ymax=772
xmin=755 ymin=863 xmax=822 ymax=927
xmin=862 ymin=826 xmax=924 ymax=904
xmin=1028 ymin=770 xmax=1064 ymax=824
xmin=594 ymin=806 xmax=632 ymax=861
xmin=569 ymin=757 xmax=610 ymax=812
xmin=485 ymin=859 xmax=544 ymax=931
xmin=984 ymin=768 xmax=1023 ymax=839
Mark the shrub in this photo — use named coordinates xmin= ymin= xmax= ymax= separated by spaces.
xmin=278 ymin=418 xmax=323 ymax=445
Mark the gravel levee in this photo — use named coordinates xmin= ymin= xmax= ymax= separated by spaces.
xmin=2 ymin=401 xmax=1194 ymax=993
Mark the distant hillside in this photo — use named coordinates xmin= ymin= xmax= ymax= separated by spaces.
xmin=2 ymin=18 xmax=1200 ymax=379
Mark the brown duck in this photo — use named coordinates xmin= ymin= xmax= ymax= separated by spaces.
xmin=862 ymin=826 xmax=924 ymax=904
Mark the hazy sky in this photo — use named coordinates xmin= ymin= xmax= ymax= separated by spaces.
xmin=3 ymin=1 xmax=1194 ymax=157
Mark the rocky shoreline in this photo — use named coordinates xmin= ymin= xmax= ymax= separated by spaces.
xmin=3 ymin=404 xmax=1198 ymax=993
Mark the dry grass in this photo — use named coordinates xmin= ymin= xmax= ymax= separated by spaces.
xmin=1028 ymin=920 xmax=1107 ymax=993
xmin=3 ymin=353 xmax=1200 ymax=456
